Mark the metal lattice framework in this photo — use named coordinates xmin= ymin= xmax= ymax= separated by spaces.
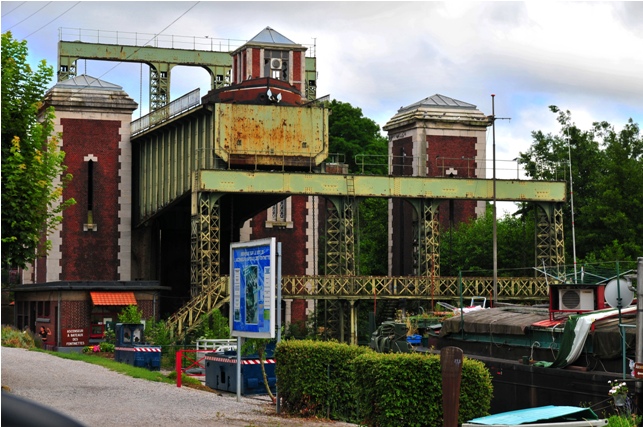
xmin=320 ymin=196 xmax=356 ymax=340
xmin=536 ymin=202 xmax=566 ymax=274
xmin=410 ymin=200 xmax=441 ymax=278
xmin=282 ymin=275 xmax=552 ymax=301
xmin=190 ymin=193 xmax=222 ymax=298
xmin=324 ymin=200 xmax=341 ymax=276
xmin=343 ymin=198 xmax=356 ymax=275
xmin=57 ymin=33 xmax=317 ymax=111
xmin=166 ymin=274 xmax=552 ymax=341
xmin=149 ymin=64 xmax=171 ymax=111
xmin=553 ymin=204 xmax=566 ymax=267
xmin=324 ymin=197 xmax=356 ymax=276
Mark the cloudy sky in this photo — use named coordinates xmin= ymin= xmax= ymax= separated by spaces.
xmin=2 ymin=1 xmax=642 ymax=201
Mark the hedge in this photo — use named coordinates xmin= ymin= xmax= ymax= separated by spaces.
xmin=275 ymin=339 xmax=370 ymax=421
xmin=275 ymin=340 xmax=493 ymax=426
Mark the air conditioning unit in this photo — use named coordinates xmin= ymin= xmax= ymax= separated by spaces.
xmin=559 ymin=288 xmax=594 ymax=311
xmin=270 ymin=58 xmax=282 ymax=69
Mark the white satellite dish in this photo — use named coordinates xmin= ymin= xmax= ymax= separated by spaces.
xmin=604 ymin=279 xmax=634 ymax=308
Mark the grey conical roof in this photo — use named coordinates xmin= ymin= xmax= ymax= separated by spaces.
xmin=43 ymin=74 xmax=137 ymax=113
xmin=383 ymin=94 xmax=490 ymax=132
xmin=249 ymin=27 xmax=296 ymax=45
xmin=398 ymin=94 xmax=476 ymax=113
xmin=55 ymin=74 xmax=123 ymax=90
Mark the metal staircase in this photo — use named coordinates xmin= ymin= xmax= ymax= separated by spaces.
xmin=166 ymin=276 xmax=229 ymax=340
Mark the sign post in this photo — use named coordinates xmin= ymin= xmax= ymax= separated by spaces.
xmin=229 ymin=238 xmax=277 ymax=401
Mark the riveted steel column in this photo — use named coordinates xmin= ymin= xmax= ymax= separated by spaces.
xmin=150 ymin=63 xmax=172 ymax=111
xmin=191 ymin=192 xmax=222 ymax=298
xmin=409 ymin=199 xmax=441 ymax=278
xmin=324 ymin=199 xmax=341 ymax=276
xmin=553 ymin=202 xmax=566 ymax=270
xmin=57 ymin=54 xmax=77 ymax=81
xmin=324 ymin=196 xmax=356 ymax=276
xmin=535 ymin=202 xmax=565 ymax=274
xmin=343 ymin=197 xmax=356 ymax=276
xmin=322 ymin=196 xmax=356 ymax=343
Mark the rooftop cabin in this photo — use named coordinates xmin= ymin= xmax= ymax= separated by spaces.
xmin=203 ymin=27 xmax=310 ymax=106
xmin=130 ymin=26 xmax=328 ymax=173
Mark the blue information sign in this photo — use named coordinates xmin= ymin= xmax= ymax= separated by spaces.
xmin=229 ymin=238 xmax=276 ymax=338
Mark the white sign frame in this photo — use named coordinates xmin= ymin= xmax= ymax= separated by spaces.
xmin=229 ymin=238 xmax=276 ymax=338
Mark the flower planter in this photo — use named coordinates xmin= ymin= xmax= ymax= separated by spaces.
xmin=613 ymin=394 xmax=626 ymax=406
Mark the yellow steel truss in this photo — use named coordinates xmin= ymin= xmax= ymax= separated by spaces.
xmin=167 ymin=274 xmax=552 ymax=339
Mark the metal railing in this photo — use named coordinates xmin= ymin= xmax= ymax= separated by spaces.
xmin=59 ymin=27 xmax=246 ymax=52
xmin=131 ymin=88 xmax=200 ymax=135
xmin=354 ymin=154 xmax=538 ymax=180
xmin=58 ymin=27 xmax=317 ymax=57
xmin=166 ymin=274 xmax=552 ymax=340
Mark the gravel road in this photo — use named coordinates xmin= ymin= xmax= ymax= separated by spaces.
xmin=1 ymin=347 xmax=357 ymax=427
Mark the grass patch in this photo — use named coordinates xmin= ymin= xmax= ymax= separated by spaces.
xmin=45 ymin=350 xmax=174 ymax=384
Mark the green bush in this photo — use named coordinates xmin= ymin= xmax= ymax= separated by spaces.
xmin=103 ymin=328 xmax=116 ymax=345
xmin=118 ymin=305 xmax=143 ymax=324
xmin=276 ymin=341 xmax=493 ymax=426
xmin=145 ymin=318 xmax=172 ymax=346
xmin=82 ymin=342 xmax=116 ymax=353
xmin=99 ymin=341 xmax=115 ymax=352
xmin=1 ymin=325 xmax=36 ymax=349
xmin=607 ymin=414 xmax=642 ymax=426
xmin=275 ymin=340 xmax=370 ymax=422
xmin=353 ymin=352 xmax=491 ymax=426
xmin=193 ymin=309 xmax=230 ymax=340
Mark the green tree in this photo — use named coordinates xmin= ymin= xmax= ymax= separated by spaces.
xmin=327 ymin=99 xmax=390 ymax=275
xmin=328 ymin=99 xmax=388 ymax=174
xmin=357 ymin=198 xmax=388 ymax=275
xmin=518 ymin=106 xmax=642 ymax=262
xmin=194 ymin=309 xmax=230 ymax=339
xmin=440 ymin=205 xmax=536 ymax=276
xmin=1 ymin=32 xmax=75 ymax=270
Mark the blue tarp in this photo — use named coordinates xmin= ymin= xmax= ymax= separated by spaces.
xmin=466 ymin=406 xmax=600 ymax=425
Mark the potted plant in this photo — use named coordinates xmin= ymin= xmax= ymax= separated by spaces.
xmin=608 ymin=380 xmax=628 ymax=407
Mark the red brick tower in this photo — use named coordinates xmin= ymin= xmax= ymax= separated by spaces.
xmin=383 ymin=94 xmax=491 ymax=276
xmin=230 ymin=27 xmax=315 ymax=327
xmin=25 ymin=75 xmax=138 ymax=283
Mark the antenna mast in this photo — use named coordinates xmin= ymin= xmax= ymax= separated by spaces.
xmin=492 ymin=95 xmax=497 ymax=304
xmin=568 ymin=140 xmax=578 ymax=283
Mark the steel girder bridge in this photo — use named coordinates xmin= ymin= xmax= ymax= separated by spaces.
xmin=131 ymin=102 xmax=567 ymax=341
xmin=57 ymin=28 xmax=318 ymax=110
xmin=67 ymin=28 xmax=566 ymax=342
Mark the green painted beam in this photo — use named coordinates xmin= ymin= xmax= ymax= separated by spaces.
xmin=196 ymin=170 xmax=567 ymax=202
xmin=58 ymin=41 xmax=233 ymax=69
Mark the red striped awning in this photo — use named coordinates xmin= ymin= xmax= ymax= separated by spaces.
xmin=90 ymin=291 xmax=137 ymax=306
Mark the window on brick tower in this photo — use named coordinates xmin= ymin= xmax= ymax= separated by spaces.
xmin=273 ymin=199 xmax=287 ymax=222
xmin=87 ymin=159 xmax=94 ymax=223
xmin=264 ymin=49 xmax=289 ymax=81
xmin=266 ymin=197 xmax=292 ymax=229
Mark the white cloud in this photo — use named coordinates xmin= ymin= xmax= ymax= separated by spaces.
xmin=2 ymin=0 xmax=641 ymax=156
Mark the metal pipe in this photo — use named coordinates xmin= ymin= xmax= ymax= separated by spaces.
xmin=636 ymin=258 xmax=643 ymax=398
xmin=491 ymin=95 xmax=497 ymax=304
xmin=568 ymin=141 xmax=578 ymax=283
xmin=276 ymin=242 xmax=282 ymax=414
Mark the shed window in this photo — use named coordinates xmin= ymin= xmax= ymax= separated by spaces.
xmin=37 ymin=301 xmax=50 ymax=317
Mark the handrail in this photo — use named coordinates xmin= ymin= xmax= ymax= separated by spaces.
xmin=165 ymin=274 xmax=553 ymax=341
xmin=58 ymin=27 xmax=317 ymax=57
xmin=131 ymin=88 xmax=200 ymax=135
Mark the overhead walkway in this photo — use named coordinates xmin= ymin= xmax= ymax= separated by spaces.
xmin=167 ymin=274 xmax=553 ymax=340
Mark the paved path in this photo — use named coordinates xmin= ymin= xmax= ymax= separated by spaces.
xmin=1 ymin=347 xmax=357 ymax=427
